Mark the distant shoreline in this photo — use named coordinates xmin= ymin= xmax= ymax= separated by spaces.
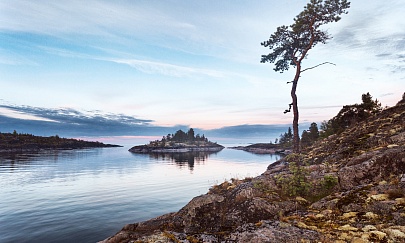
xmin=0 ymin=131 xmax=122 ymax=152
xmin=229 ymin=143 xmax=291 ymax=155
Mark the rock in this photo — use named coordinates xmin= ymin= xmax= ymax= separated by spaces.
xmin=396 ymin=197 xmax=405 ymax=205
xmin=297 ymin=222 xmax=318 ymax=231
xmin=364 ymin=212 xmax=379 ymax=220
xmin=384 ymin=228 xmax=405 ymax=240
xmin=315 ymin=213 xmax=325 ymax=219
xmin=295 ymin=196 xmax=309 ymax=205
xmin=227 ymin=220 xmax=321 ymax=242
xmin=389 ymin=225 xmax=405 ymax=233
xmin=369 ymin=230 xmax=387 ymax=241
xmin=362 ymin=225 xmax=377 ymax=232
xmin=351 ymin=237 xmax=368 ymax=243
xmin=338 ymin=224 xmax=358 ymax=231
xmin=369 ymin=194 xmax=389 ymax=201
xmin=341 ymin=211 xmax=358 ymax=219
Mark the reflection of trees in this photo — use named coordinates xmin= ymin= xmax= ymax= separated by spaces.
xmin=148 ymin=151 xmax=219 ymax=170
xmin=0 ymin=151 xmax=60 ymax=164
xmin=0 ymin=149 xmax=101 ymax=168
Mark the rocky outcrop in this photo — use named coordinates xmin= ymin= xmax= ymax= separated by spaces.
xmin=230 ymin=143 xmax=291 ymax=155
xmin=102 ymin=101 xmax=405 ymax=243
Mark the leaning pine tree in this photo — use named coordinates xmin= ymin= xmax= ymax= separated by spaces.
xmin=261 ymin=0 xmax=350 ymax=153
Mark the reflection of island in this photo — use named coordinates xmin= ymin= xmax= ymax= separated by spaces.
xmin=128 ymin=128 xmax=224 ymax=153
xmin=147 ymin=151 xmax=220 ymax=170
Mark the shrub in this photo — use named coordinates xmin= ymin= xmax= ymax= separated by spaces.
xmin=321 ymin=174 xmax=338 ymax=190
xmin=276 ymin=162 xmax=311 ymax=197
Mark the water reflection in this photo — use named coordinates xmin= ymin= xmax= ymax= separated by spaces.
xmin=144 ymin=151 xmax=220 ymax=170
xmin=0 ymin=149 xmax=102 ymax=163
xmin=0 ymin=146 xmax=281 ymax=243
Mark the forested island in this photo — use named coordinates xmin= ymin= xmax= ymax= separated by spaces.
xmin=129 ymin=128 xmax=224 ymax=153
xmin=0 ymin=131 xmax=121 ymax=152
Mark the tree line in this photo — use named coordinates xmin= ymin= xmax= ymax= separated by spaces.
xmin=149 ymin=128 xmax=212 ymax=147
xmin=0 ymin=131 xmax=119 ymax=150
xmin=275 ymin=93 xmax=382 ymax=150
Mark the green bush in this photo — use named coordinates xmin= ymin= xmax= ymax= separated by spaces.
xmin=276 ymin=162 xmax=311 ymax=197
xmin=321 ymin=174 xmax=338 ymax=190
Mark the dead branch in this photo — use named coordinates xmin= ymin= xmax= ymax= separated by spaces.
xmin=301 ymin=62 xmax=336 ymax=73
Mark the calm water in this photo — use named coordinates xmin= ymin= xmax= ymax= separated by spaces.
xmin=0 ymin=142 xmax=280 ymax=243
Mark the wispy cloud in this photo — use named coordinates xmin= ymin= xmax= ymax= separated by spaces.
xmin=0 ymin=0 xmax=203 ymax=50
xmin=0 ymin=48 xmax=38 ymax=66
xmin=110 ymin=58 xmax=225 ymax=78
xmin=331 ymin=1 xmax=405 ymax=74
xmin=38 ymin=45 xmax=227 ymax=78
xmin=380 ymin=93 xmax=394 ymax=97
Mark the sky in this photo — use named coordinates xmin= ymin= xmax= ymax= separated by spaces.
xmin=0 ymin=0 xmax=404 ymax=137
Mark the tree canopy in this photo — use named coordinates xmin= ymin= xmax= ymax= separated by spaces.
xmin=261 ymin=0 xmax=350 ymax=72
xmin=149 ymin=128 xmax=210 ymax=147
xmin=278 ymin=127 xmax=293 ymax=147
xmin=320 ymin=92 xmax=382 ymax=137
xmin=301 ymin=122 xmax=320 ymax=148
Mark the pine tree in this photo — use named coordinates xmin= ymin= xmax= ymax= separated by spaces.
xmin=261 ymin=0 xmax=350 ymax=152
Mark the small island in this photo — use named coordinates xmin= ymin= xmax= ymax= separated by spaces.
xmin=231 ymin=143 xmax=290 ymax=155
xmin=230 ymin=128 xmax=294 ymax=155
xmin=0 ymin=131 xmax=121 ymax=152
xmin=129 ymin=128 xmax=224 ymax=153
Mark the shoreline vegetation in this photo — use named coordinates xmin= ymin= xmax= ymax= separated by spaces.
xmin=129 ymin=128 xmax=224 ymax=153
xmin=230 ymin=143 xmax=291 ymax=155
xmin=0 ymin=131 xmax=121 ymax=152
xmin=229 ymin=126 xmax=295 ymax=155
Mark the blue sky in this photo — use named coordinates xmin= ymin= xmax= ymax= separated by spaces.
xmin=0 ymin=0 xmax=404 ymax=135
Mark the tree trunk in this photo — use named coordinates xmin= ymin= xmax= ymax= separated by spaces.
xmin=291 ymin=63 xmax=301 ymax=154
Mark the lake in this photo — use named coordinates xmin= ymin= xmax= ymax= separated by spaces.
xmin=0 ymin=139 xmax=280 ymax=243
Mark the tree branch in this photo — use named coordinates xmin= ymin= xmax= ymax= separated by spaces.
xmin=284 ymin=103 xmax=293 ymax=114
xmin=301 ymin=62 xmax=336 ymax=73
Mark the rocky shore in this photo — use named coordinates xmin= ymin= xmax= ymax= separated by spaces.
xmin=101 ymin=100 xmax=405 ymax=243
xmin=129 ymin=144 xmax=224 ymax=153
xmin=230 ymin=143 xmax=291 ymax=155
